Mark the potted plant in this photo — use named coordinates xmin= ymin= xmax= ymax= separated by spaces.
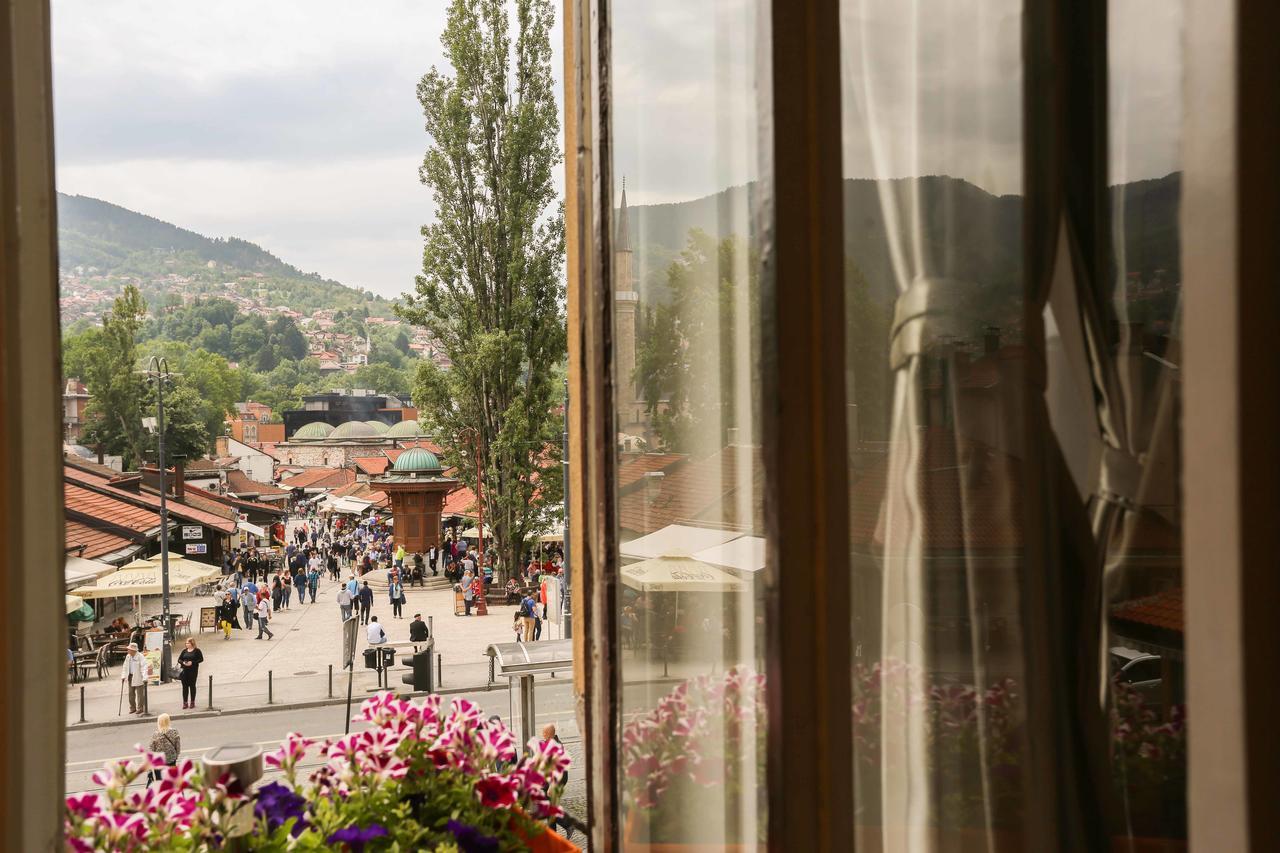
xmin=65 ymin=692 xmax=578 ymax=852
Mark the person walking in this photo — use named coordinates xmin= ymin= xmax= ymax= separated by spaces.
xmin=146 ymin=714 xmax=181 ymax=784
xmin=520 ymin=593 xmax=538 ymax=641
xmin=120 ymin=643 xmax=151 ymax=715
xmin=308 ymin=565 xmax=320 ymax=602
xmin=337 ymin=585 xmax=353 ymax=622
xmin=256 ymin=595 xmax=274 ymax=640
xmin=271 ymin=575 xmax=282 ymax=611
xmin=217 ymin=593 xmax=236 ymax=640
xmin=389 ymin=576 xmax=404 ymax=619
xmin=462 ymin=571 xmax=475 ymax=616
xmin=240 ymin=585 xmax=255 ymax=632
xmin=282 ymin=572 xmax=293 ymax=609
xmin=358 ymin=581 xmax=373 ymax=625
xmin=177 ymin=638 xmax=203 ymax=709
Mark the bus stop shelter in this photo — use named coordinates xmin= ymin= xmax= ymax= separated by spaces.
xmin=483 ymin=639 xmax=572 ymax=746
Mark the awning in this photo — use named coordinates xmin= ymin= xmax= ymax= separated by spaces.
xmin=65 ymin=555 xmax=117 ymax=591
xmin=538 ymin=524 xmax=565 ymax=543
xmin=332 ymin=496 xmax=374 ymax=515
xmin=70 ymin=556 xmax=222 ymax=598
xmin=237 ymin=520 xmax=267 ymax=539
xmin=621 ymin=554 xmax=747 ymax=593
xmin=460 ymin=524 xmax=491 ymax=539
xmin=620 ymin=524 xmax=742 ymax=562
xmin=692 ymin=536 xmax=767 ymax=573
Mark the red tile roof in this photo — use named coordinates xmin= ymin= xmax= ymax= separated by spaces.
xmin=279 ymin=467 xmax=356 ymax=490
xmin=352 ymin=456 xmax=391 ymax=476
xmin=443 ymin=485 xmax=478 ymax=518
xmin=186 ymin=484 xmax=287 ymax=517
xmin=225 ymin=469 xmax=291 ymax=499
xmin=1112 ymin=586 xmax=1183 ymax=634
xmin=617 ymin=445 xmax=763 ymax=536
xmin=64 ymin=482 xmax=160 ymax=534
xmin=65 ymin=520 xmax=140 ymax=562
xmin=617 ymin=452 xmax=686 ymax=491
xmin=64 ymin=466 xmax=237 ymax=533
xmin=849 ymin=429 xmax=1024 ymax=551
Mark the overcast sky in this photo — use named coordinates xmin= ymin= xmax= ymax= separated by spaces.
xmin=53 ymin=1 xmax=1179 ymax=296
xmin=52 ymin=0 xmax=564 ymax=298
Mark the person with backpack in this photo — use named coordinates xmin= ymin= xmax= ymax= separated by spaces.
xmin=520 ymin=593 xmax=537 ymax=641
xmin=389 ymin=575 xmax=405 ymax=619
xmin=147 ymin=714 xmax=181 ymax=784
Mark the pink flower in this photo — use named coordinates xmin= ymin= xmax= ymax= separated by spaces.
xmin=65 ymin=793 xmax=105 ymax=818
xmin=474 ymin=774 xmax=519 ymax=808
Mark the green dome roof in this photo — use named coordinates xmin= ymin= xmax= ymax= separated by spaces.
xmin=293 ymin=421 xmax=334 ymax=440
xmin=386 ymin=419 xmax=421 ymax=438
xmin=393 ymin=447 xmax=443 ymax=474
xmin=364 ymin=420 xmax=390 ymax=435
xmin=331 ymin=420 xmax=378 ymax=439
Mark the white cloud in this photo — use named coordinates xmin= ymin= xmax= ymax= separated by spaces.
xmin=51 ymin=0 xmax=565 ymax=298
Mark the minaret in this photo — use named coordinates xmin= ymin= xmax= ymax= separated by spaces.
xmin=615 ymin=179 xmax=641 ymax=432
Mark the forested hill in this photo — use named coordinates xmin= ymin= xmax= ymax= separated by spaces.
xmin=57 ymin=193 xmax=394 ymax=318
xmin=621 ymin=172 xmax=1182 ymax=309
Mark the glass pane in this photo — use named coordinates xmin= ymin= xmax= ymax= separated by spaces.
xmin=1103 ymin=0 xmax=1186 ymax=841
xmin=611 ymin=0 xmax=768 ymax=847
xmin=842 ymin=0 xmax=1187 ymax=847
xmin=840 ymin=0 xmax=1032 ymax=846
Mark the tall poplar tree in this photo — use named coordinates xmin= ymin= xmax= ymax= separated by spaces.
xmin=82 ymin=284 xmax=149 ymax=468
xmin=400 ymin=0 xmax=565 ymax=578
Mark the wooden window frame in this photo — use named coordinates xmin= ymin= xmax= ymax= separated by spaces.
xmin=565 ymin=0 xmax=1280 ymax=849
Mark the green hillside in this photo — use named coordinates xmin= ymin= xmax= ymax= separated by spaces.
xmin=57 ymin=193 xmax=394 ymax=317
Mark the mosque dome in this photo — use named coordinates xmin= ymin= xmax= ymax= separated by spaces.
xmin=292 ymin=421 xmax=334 ymax=440
xmin=392 ymin=447 xmax=443 ymax=474
xmin=330 ymin=420 xmax=378 ymax=439
xmin=364 ymin=420 xmax=390 ymax=435
xmin=386 ymin=419 xmax=422 ymax=438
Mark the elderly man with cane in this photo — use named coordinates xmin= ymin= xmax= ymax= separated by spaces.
xmin=120 ymin=642 xmax=151 ymax=716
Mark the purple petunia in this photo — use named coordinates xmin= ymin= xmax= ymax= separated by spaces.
xmin=327 ymin=822 xmax=389 ymax=852
xmin=446 ymin=819 xmax=500 ymax=853
xmin=254 ymin=781 xmax=309 ymax=837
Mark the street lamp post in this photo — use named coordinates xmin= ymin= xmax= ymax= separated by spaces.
xmin=459 ymin=426 xmax=484 ymax=577
xmin=147 ymin=356 xmax=174 ymax=684
xmin=562 ymin=377 xmax=571 ymax=638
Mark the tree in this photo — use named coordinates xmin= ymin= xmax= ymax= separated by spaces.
xmin=634 ymin=229 xmax=759 ymax=454
xmin=81 ymin=285 xmax=149 ymax=467
xmin=150 ymin=380 xmax=211 ymax=465
xmin=351 ymin=363 xmax=409 ymax=395
xmin=400 ymin=0 xmax=565 ymax=579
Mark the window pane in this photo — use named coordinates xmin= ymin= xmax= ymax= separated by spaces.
xmin=841 ymin=0 xmax=1187 ymax=846
xmin=840 ymin=0 xmax=1029 ymax=844
xmin=611 ymin=0 xmax=768 ymax=847
xmin=1103 ymin=0 xmax=1186 ymax=840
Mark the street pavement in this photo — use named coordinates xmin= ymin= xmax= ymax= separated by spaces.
xmin=66 ymin=569 xmax=562 ymax=727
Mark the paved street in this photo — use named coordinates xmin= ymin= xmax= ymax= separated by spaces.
xmin=66 ymin=565 xmax=568 ymax=726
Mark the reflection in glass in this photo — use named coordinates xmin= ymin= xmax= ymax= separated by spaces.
xmin=611 ymin=0 xmax=766 ymax=847
xmin=842 ymin=0 xmax=1030 ymax=847
xmin=843 ymin=0 xmax=1188 ymax=847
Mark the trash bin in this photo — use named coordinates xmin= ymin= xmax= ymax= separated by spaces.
xmin=379 ymin=647 xmax=396 ymax=668
xmin=362 ymin=648 xmax=378 ymax=670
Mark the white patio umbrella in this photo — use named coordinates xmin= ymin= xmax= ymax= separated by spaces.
xmin=65 ymin=594 xmax=85 ymax=615
xmin=620 ymin=554 xmax=747 ymax=593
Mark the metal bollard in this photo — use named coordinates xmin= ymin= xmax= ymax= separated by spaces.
xmin=207 ymin=675 xmax=213 ymax=710
xmin=328 ymin=664 xmax=333 ymax=698
xmin=436 ymin=654 xmax=442 ymax=689
xmin=80 ymin=686 xmax=86 ymax=723
xmin=268 ymin=670 xmax=273 ymax=704
xmin=143 ymin=683 xmax=149 ymax=715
